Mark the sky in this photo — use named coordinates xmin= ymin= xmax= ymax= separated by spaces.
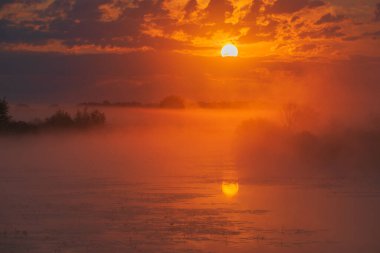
xmin=0 ymin=0 xmax=380 ymax=107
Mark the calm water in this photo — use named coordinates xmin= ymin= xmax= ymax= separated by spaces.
xmin=1 ymin=109 xmax=379 ymax=253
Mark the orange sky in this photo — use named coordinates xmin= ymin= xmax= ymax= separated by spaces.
xmin=1 ymin=0 xmax=379 ymax=58
xmin=0 ymin=0 xmax=380 ymax=111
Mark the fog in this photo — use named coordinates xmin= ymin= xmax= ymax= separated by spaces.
xmin=236 ymin=111 xmax=380 ymax=179
xmin=1 ymin=106 xmax=380 ymax=253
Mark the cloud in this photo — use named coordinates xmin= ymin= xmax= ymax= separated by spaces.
xmin=293 ymin=43 xmax=318 ymax=52
xmin=268 ymin=0 xmax=310 ymax=14
xmin=0 ymin=0 xmax=378 ymax=59
xmin=308 ymin=0 xmax=326 ymax=8
xmin=267 ymin=0 xmax=325 ymax=14
xmin=0 ymin=40 xmax=153 ymax=54
xmin=98 ymin=2 xmax=123 ymax=22
xmin=299 ymin=25 xmax=345 ymax=38
xmin=183 ymin=0 xmax=198 ymax=18
xmin=205 ymin=0 xmax=234 ymax=22
xmin=375 ymin=3 xmax=380 ymax=21
xmin=363 ymin=30 xmax=380 ymax=38
xmin=315 ymin=13 xmax=346 ymax=25
xmin=0 ymin=0 xmax=55 ymax=23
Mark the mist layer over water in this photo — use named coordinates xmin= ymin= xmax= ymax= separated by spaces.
xmin=1 ymin=108 xmax=379 ymax=253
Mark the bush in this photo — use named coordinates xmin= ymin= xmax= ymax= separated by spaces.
xmin=89 ymin=110 xmax=106 ymax=125
xmin=44 ymin=110 xmax=74 ymax=128
xmin=6 ymin=121 xmax=38 ymax=133
xmin=159 ymin=96 xmax=185 ymax=109
xmin=44 ymin=109 xmax=106 ymax=129
xmin=74 ymin=109 xmax=106 ymax=127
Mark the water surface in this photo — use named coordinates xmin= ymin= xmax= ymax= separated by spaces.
xmin=1 ymin=109 xmax=379 ymax=253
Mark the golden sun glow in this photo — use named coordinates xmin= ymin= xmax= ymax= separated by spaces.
xmin=221 ymin=181 xmax=239 ymax=197
xmin=221 ymin=44 xmax=238 ymax=57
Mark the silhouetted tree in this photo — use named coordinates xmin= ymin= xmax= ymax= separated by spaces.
xmin=74 ymin=109 xmax=91 ymax=127
xmin=159 ymin=96 xmax=185 ymax=109
xmin=0 ymin=98 xmax=11 ymax=125
xmin=282 ymin=103 xmax=299 ymax=130
xmin=74 ymin=109 xmax=106 ymax=127
xmin=89 ymin=110 xmax=106 ymax=125
xmin=6 ymin=121 xmax=37 ymax=133
xmin=1 ymin=103 xmax=107 ymax=134
xmin=282 ymin=103 xmax=318 ymax=130
xmin=44 ymin=109 xmax=105 ymax=129
xmin=44 ymin=110 xmax=74 ymax=128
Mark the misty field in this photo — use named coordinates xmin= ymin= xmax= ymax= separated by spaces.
xmin=1 ymin=108 xmax=380 ymax=253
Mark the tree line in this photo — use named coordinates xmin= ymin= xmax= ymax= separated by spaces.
xmin=0 ymin=98 xmax=106 ymax=134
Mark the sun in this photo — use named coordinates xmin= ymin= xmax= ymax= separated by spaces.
xmin=221 ymin=44 xmax=238 ymax=57
xmin=221 ymin=181 xmax=239 ymax=197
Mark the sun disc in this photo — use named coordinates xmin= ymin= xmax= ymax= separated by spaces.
xmin=221 ymin=44 xmax=238 ymax=57
xmin=222 ymin=181 xmax=239 ymax=197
